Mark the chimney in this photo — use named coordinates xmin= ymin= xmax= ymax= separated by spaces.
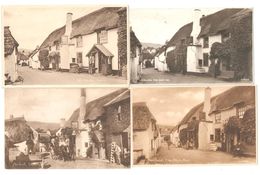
xmin=203 ymin=87 xmax=211 ymax=121
xmin=9 ymin=114 xmax=14 ymax=119
xmin=65 ymin=12 xmax=73 ymax=36
xmin=79 ymin=88 xmax=86 ymax=128
xmin=191 ymin=9 xmax=202 ymax=44
xmin=60 ymin=118 xmax=66 ymax=128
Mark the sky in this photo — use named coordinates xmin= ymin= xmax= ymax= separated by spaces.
xmin=130 ymin=8 xmax=224 ymax=45
xmin=5 ymin=88 xmax=119 ymax=123
xmin=3 ymin=6 xmax=101 ymax=50
xmin=132 ymin=86 xmax=233 ymax=126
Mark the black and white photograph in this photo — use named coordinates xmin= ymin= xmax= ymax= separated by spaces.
xmin=133 ymin=86 xmax=256 ymax=164
xmin=130 ymin=8 xmax=253 ymax=84
xmin=3 ymin=6 xmax=127 ymax=86
xmin=5 ymin=88 xmax=130 ymax=168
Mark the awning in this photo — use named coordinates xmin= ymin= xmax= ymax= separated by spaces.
xmin=86 ymin=44 xmax=114 ymax=57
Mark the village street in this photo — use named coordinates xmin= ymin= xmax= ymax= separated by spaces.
xmin=47 ymin=159 xmax=125 ymax=169
xmin=15 ymin=66 xmax=127 ymax=85
xmin=147 ymin=143 xmax=256 ymax=164
xmin=139 ymin=68 xmax=226 ymax=84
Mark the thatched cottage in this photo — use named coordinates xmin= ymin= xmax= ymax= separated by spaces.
xmin=4 ymin=26 xmax=19 ymax=82
xmin=133 ymin=102 xmax=161 ymax=163
xmin=154 ymin=45 xmax=169 ymax=72
xmin=28 ymin=47 xmax=40 ymax=69
xmin=38 ymin=7 xmax=127 ymax=76
xmin=166 ymin=9 xmax=252 ymax=80
xmin=178 ymin=86 xmax=255 ymax=156
xmin=130 ymin=29 xmax=142 ymax=83
xmin=64 ymin=88 xmax=130 ymax=164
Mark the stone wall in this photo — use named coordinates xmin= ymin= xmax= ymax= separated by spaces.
xmin=117 ymin=7 xmax=127 ymax=78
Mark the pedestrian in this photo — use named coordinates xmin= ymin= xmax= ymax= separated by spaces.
xmin=114 ymin=143 xmax=122 ymax=165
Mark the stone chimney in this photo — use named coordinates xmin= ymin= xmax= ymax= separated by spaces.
xmin=65 ymin=12 xmax=73 ymax=36
xmin=60 ymin=118 xmax=66 ymax=128
xmin=203 ymin=87 xmax=211 ymax=121
xmin=191 ymin=9 xmax=202 ymax=44
xmin=79 ymin=88 xmax=86 ymax=128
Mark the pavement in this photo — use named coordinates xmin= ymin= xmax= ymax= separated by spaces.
xmin=147 ymin=143 xmax=256 ymax=164
xmin=12 ymin=66 xmax=127 ymax=86
xmin=138 ymin=68 xmax=227 ymax=84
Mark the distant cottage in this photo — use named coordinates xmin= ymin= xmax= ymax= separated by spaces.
xmin=165 ymin=9 xmax=252 ymax=80
xmin=4 ymin=26 xmax=19 ymax=82
xmin=34 ymin=7 xmax=127 ymax=77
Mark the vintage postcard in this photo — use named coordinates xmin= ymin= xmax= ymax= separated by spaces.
xmin=132 ymin=86 xmax=256 ymax=164
xmin=5 ymin=88 xmax=130 ymax=168
xmin=3 ymin=5 xmax=128 ymax=86
xmin=130 ymin=8 xmax=253 ymax=84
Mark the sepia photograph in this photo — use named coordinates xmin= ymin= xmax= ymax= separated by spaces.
xmin=132 ymin=86 xmax=256 ymax=164
xmin=3 ymin=5 xmax=127 ymax=86
xmin=130 ymin=8 xmax=253 ymax=84
xmin=5 ymin=88 xmax=130 ymax=168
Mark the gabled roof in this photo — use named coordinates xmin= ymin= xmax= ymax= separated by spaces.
xmin=66 ymin=88 xmax=128 ymax=126
xmin=4 ymin=26 xmax=19 ymax=57
xmin=133 ymin=102 xmax=156 ymax=131
xmin=40 ymin=7 xmax=122 ymax=49
xmin=179 ymin=86 xmax=255 ymax=126
xmin=86 ymin=44 xmax=114 ymax=57
xmin=167 ymin=8 xmax=252 ymax=47
xmin=130 ymin=30 xmax=142 ymax=48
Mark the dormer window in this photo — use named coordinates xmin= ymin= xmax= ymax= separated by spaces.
xmin=222 ymin=32 xmax=231 ymax=42
xmin=117 ymin=105 xmax=122 ymax=121
xmin=97 ymin=30 xmax=108 ymax=44
xmin=203 ymin=37 xmax=209 ymax=48
xmin=76 ymin=36 xmax=83 ymax=47
xmin=71 ymin=121 xmax=78 ymax=129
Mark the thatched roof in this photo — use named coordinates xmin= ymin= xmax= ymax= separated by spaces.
xmin=17 ymin=52 xmax=29 ymax=61
xmin=130 ymin=30 xmax=142 ymax=48
xmin=179 ymin=86 xmax=255 ymax=126
xmin=4 ymin=26 xmax=19 ymax=57
xmin=40 ymin=7 xmax=121 ymax=49
xmin=133 ymin=102 xmax=156 ymax=131
xmin=167 ymin=8 xmax=252 ymax=47
xmin=66 ymin=88 xmax=128 ymax=126
xmin=5 ymin=117 xmax=33 ymax=144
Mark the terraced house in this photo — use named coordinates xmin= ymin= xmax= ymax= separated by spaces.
xmin=178 ymin=86 xmax=256 ymax=156
xmin=166 ymin=8 xmax=252 ymax=81
xmin=38 ymin=7 xmax=127 ymax=77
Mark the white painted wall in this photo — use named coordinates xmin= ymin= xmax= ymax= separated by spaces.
xmin=30 ymin=51 xmax=40 ymax=69
xmin=198 ymin=122 xmax=214 ymax=150
xmin=5 ymin=50 xmax=18 ymax=82
xmin=157 ymin=52 xmax=168 ymax=72
xmin=131 ymin=47 xmax=142 ymax=83
xmin=133 ymin=122 xmax=158 ymax=161
xmin=103 ymin=28 xmax=119 ymax=70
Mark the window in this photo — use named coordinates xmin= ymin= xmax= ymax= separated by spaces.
xmin=198 ymin=59 xmax=203 ymax=67
xmin=238 ymin=106 xmax=247 ymax=118
xmin=76 ymin=52 xmax=83 ymax=64
xmin=187 ymin=36 xmax=193 ymax=45
xmin=222 ymin=32 xmax=230 ymax=42
xmin=215 ymin=128 xmax=221 ymax=142
xmin=97 ymin=30 xmax=108 ymax=44
xmin=151 ymin=139 xmax=155 ymax=150
xmin=72 ymin=58 xmax=76 ymax=63
xmin=85 ymin=142 xmax=89 ymax=148
xmin=203 ymin=37 xmax=209 ymax=48
xmin=203 ymin=53 xmax=209 ymax=66
xmin=215 ymin=113 xmax=221 ymax=123
xmin=210 ymin=134 xmax=214 ymax=141
xmin=76 ymin=36 xmax=83 ymax=47
xmin=49 ymin=46 xmax=52 ymax=51
xmin=117 ymin=105 xmax=122 ymax=121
